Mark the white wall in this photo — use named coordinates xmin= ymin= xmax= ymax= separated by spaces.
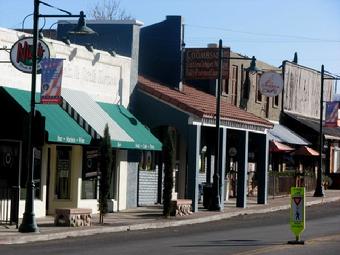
xmin=0 ymin=27 xmax=131 ymax=106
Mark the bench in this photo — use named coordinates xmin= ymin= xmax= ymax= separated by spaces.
xmin=170 ymin=199 xmax=192 ymax=216
xmin=55 ymin=208 xmax=92 ymax=227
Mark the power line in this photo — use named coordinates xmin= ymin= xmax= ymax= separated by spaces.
xmin=186 ymin=24 xmax=340 ymax=43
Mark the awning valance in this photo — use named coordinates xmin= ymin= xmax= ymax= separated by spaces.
xmin=98 ymin=103 xmax=162 ymax=151
xmin=270 ymin=141 xmax=295 ymax=153
xmin=2 ymin=87 xmax=91 ymax=145
xmin=268 ymin=122 xmax=309 ymax=145
xmin=291 ymin=146 xmax=319 ymax=156
xmin=61 ymin=88 xmax=162 ymax=151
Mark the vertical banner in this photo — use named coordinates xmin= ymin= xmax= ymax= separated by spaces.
xmin=40 ymin=58 xmax=64 ymax=104
xmin=325 ymin=101 xmax=339 ymax=127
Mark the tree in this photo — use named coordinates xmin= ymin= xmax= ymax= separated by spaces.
xmin=89 ymin=0 xmax=133 ymax=20
xmin=162 ymin=127 xmax=176 ymax=217
xmin=98 ymin=124 xmax=113 ymax=224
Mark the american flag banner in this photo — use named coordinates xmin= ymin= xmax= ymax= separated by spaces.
xmin=325 ymin=101 xmax=339 ymax=127
xmin=40 ymin=58 xmax=64 ymax=104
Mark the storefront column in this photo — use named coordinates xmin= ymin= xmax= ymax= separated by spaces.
xmin=236 ymin=130 xmax=248 ymax=208
xmin=187 ymin=125 xmax=201 ymax=212
xmin=256 ymin=133 xmax=269 ymax=204
xmin=219 ymin=128 xmax=227 ymax=208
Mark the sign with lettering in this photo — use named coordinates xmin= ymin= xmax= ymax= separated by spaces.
xmin=184 ymin=48 xmax=230 ymax=80
xmin=290 ymin=187 xmax=305 ymax=238
xmin=259 ymin=72 xmax=283 ymax=97
xmin=10 ymin=37 xmax=50 ymax=73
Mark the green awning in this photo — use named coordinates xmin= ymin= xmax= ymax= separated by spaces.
xmin=98 ymin=103 xmax=162 ymax=151
xmin=3 ymin=87 xmax=91 ymax=145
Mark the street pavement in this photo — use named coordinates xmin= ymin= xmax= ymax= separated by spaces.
xmin=1 ymin=189 xmax=340 ymax=245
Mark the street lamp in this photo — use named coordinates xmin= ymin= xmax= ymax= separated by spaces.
xmin=210 ymin=39 xmax=260 ymax=211
xmin=19 ymin=0 xmax=96 ymax=233
xmin=314 ymin=65 xmax=340 ymax=197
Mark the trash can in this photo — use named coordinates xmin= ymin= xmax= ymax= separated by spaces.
xmin=203 ymin=183 xmax=213 ymax=209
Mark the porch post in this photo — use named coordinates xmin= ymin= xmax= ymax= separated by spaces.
xmin=219 ymin=127 xmax=227 ymax=208
xmin=237 ymin=130 xmax=249 ymax=208
xmin=187 ymin=125 xmax=201 ymax=212
xmin=256 ymin=133 xmax=269 ymax=204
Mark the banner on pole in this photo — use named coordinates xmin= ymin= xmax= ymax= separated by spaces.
xmin=40 ymin=58 xmax=64 ymax=104
xmin=325 ymin=101 xmax=339 ymax=127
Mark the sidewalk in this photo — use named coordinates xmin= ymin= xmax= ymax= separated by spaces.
xmin=1 ymin=189 xmax=340 ymax=245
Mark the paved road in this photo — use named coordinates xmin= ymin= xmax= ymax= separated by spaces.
xmin=1 ymin=201 xmax=340 ymax=255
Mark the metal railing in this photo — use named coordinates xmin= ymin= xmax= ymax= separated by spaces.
xmin=0 ymin=186 xmax=20 ymax=226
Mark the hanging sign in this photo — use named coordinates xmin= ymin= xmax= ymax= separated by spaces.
xmin=184 ymin=47 xmax=230 ymax=80
xmin=290 ymin=187 xmax=305 ymax=240
xmin=10 ymin=37 xmax=50 ymax=73
xmin=40 ymin=58 xmax=64 ymax=104
xmin=325 ymin=101 xmax=339 ymax=127
xmin=259 ymin=72 xmax=283 ymax=97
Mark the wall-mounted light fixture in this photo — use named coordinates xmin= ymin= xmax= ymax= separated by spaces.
xmin=85 ymin=43 xmax=94 ymax=52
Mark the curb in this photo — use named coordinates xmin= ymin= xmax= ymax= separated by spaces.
xmin=1 ymin=196 xmax=339 ymax=245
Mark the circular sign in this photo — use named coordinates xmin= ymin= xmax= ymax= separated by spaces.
xmin=259 ymin=72 xmax=283 ymax=97
xmin=10 ymin=37 xmax=50 ymax=73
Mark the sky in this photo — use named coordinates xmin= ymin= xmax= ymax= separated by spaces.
xmin=1 ymin=0 xmax=340 ymax=75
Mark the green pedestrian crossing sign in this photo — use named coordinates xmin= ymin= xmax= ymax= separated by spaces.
xmin=290 ymin=187 xmax=305 ymax=241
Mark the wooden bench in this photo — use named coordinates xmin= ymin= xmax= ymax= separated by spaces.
xmin=54 ymin=208 xmax=92 ymax=227
xmin=170 ymin=199 xmax=192 ymax=216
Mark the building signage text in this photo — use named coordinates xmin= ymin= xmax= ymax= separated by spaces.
xmin=10 ymin=37 xmax=50 ymax=74
xmin=184 ymin=48 xmax=230 ymax=80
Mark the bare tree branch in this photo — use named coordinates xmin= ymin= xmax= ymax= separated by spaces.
xmin=89 ymin=0 xmax=133 ymax=21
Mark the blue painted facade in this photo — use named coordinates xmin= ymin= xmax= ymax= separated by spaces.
xmin=139 ymin=16 xmax=183 ymax=88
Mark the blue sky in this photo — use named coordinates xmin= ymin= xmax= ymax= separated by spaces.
xmin=1 ymin=0 xmax=339 ymax=75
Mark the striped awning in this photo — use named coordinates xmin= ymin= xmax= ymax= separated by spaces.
xmin=2 ymin=87 xmax=91 ymax=145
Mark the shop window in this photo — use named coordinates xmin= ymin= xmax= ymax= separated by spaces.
xmin=255 ymin=73 xmax=262 ymax=102
xmin=20 ymin=147 xmax=42 ymax=200
xmin=221 ymin=79 xmax=228 ymax=95
xmin=273 ymin=95 xmax=279 ymax=108
xmin=333 ymin=148 xmax=340 ymax=173
xmin=139 ymin=151 xmax=155 ymax=171
xmin=81 ymin=148 xmax=99 ymax=199
xmin=55 ymin=146 xmax=72 ymax=199
xmin=81 ymin=147 xmax=116 ymax=200
xmin=200 ymin=146 xmax=207 ymax=173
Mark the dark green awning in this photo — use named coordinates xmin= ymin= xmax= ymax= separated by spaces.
xmin=3 ymin=87 xmax=91 ymax=145
xmin=98 ymin=103 xmax=162 ymax=151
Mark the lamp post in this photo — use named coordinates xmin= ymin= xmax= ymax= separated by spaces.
xmin=209 ymin=39 xmax=259 ymax=211
xmin=314 ymin=65 xmax=340 ymax=197
xmin=19 ymin=0 xmax=95 ymax=233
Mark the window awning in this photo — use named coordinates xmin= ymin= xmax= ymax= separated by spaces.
xmin=98 ymin=103 xmax=162 ymax=151
xmin=61 ymin=88 xmax=162 ymax=151
xmin=291 ymin=146 xmax=319 ymax=156
xmin=268 ymin=122 xmax=309 ymax=145
xmin=2 ymin=87 xmax=91 ymax=145
xmin=270 ymin=141 xmax=295 ymax=153
xmin=61 ymin=88 xmax=134 ymax=149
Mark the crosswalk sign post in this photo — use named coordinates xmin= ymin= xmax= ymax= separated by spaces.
xmin=288 ymin=187 xmax=305 ymax=244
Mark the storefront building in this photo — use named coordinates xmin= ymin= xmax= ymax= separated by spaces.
xmin=0 ymin=27 xmax=161 ymax=221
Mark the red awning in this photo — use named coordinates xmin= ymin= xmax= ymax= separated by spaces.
xmin=291 ymin=146 xmax=319 ymax=156
xmin=270 ymin=141 xmax=295 ymax=153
